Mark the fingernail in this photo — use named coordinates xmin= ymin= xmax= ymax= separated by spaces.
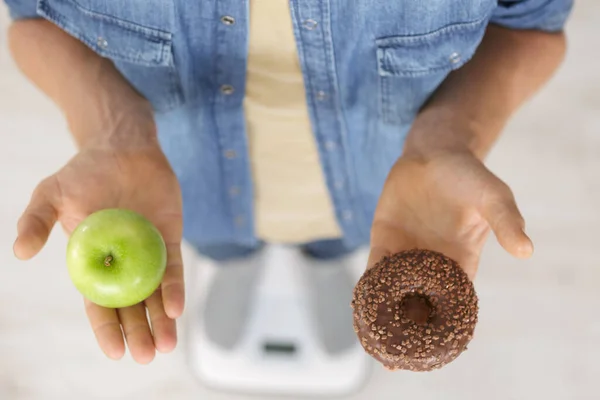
xmin=13 ymin=238 xmax=22 ymax=259
xmin=519 ymin=239 xmax=534 ymax=258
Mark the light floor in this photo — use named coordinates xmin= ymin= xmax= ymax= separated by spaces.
xmin=1 ymin=3 xmax=599 ymax=400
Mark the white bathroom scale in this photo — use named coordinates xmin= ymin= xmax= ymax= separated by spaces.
xmin=185 ymin=244 xmax=372 ymax=397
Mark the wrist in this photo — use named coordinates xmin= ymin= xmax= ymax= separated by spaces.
xmin=60 ymin=50 xmax=157 ymax=151
xmin=403 ymin=106 xmax=494 ymax=161
xmin=66 ymin=98 xmax=157 ymax=151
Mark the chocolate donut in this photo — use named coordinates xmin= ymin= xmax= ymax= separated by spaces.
xmin=351 ymin=249 xmax=478 ymax=371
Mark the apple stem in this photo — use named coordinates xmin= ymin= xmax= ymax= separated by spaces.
xmin=104 ymin=256 xmax=113 ymax=267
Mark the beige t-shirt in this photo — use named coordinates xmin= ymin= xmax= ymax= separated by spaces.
xmin=245 ymin=0 xmax=342 ymax=243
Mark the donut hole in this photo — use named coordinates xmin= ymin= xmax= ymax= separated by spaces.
xmin=400 ymin=293 xmax=433 ymax=326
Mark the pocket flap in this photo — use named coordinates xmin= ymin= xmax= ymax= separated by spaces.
xmin=38 ymin=0 xmax=173 ymax=67
xmin=376 ymin=18 xmax=487 ymax=77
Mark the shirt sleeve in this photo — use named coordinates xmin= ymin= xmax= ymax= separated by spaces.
xmin=4 ymin=0 xmax=40 ymax=20
xmin=491 ymin=0 xmax=574 ymax=32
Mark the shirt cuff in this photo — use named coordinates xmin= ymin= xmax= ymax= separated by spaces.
xmin=490 ymin=0 xmax=574 ymax=32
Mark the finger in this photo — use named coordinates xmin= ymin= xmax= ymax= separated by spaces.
xmin=14 ymin=179 xmax=59 ymax=260
xmin=481 ymin=190 xmax=533 ymax=259
xmin=161 ymin=242 xmax=185 ymax=319
xmin=367 ymin=245 xmax=391 ymax=270
xmin=368 ymin=221 xmax=415 ymax=269
xmin=145 ymin=289 xmax=177 ymax=353
xmin=117 ymin=304 xmax=156 ymax=364
xmin=457 ymin=249 xmax=485 ymax=281
xmin=84 ymin=299 xmax=125 ymax=360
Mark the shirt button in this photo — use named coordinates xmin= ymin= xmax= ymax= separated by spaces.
xmin=316 ymin=91 xmax=327 ymax=101
xmin=303 ymin=19 xmax=318 ymax=30
xmin=449 ymin=52 xmax=461 ymax=64
xmin=229 ymin=186 xmax=240 ymax=196
xmin=224 ymin=150 xmax=237 ymax=159
xmin=325 ymin=141 xmax=336 ymax=151
xmin=220 ymin=84 xmax=235 ymax=95
xmin=221 ymin=15 xmax=235 ymax=25
xmin=334 ymin=180 xmax=344 ymax=190
xmin=97 ymin=37 xmax=108 ymax=49
xmin=342 ymin=210 xmax=353 ymax=221
xmin=235 ymin=216 xmax=245 ymax=226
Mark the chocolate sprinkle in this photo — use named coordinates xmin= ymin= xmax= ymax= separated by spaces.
xmin=351 ymin=249 xmax=478 ymax=372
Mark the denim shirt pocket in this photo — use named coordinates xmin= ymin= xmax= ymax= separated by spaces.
xmin=37 ymin=0 xmax=184 ymax=113
xmin=376 ymin=17 xmax=488 ymax=125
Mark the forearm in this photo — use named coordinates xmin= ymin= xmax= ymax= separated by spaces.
xmin=404 ymin=24 xmax=567 ymax=160
xmin=8 ymin=19 xmax=155 ymax=149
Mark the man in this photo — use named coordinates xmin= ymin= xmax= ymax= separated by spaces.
xmin=6 ymin=0 xmax=571 ymax=372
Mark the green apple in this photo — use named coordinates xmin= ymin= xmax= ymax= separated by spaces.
xmin=66 ymin=209 xmax=167 ymax=308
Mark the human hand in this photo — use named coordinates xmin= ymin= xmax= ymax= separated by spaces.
xmin=14 ymin=119 xmax=184 ymax=364
xmin=368 ymin=147 xmax=533 ymax=280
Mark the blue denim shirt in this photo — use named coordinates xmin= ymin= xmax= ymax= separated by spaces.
xmin=7 ymin=0 xmax=573 ymax=249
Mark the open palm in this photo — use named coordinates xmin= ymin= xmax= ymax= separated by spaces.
xmin=369 ymin=152 xmax=533 ymax=279
xmin=14 ymin=143 xmax=184 ymax=363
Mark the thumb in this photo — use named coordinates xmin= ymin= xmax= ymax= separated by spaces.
xmin=481 ymin=184 xmax=533 ymax=259
xmin=14 ymin=179 xmax=59 ymax=260
xmin=367 ymin=245 xmax=391 ymax=270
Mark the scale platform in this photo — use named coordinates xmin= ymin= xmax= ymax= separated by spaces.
xmin=185 ymin=244 xmax=372 ymax=397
